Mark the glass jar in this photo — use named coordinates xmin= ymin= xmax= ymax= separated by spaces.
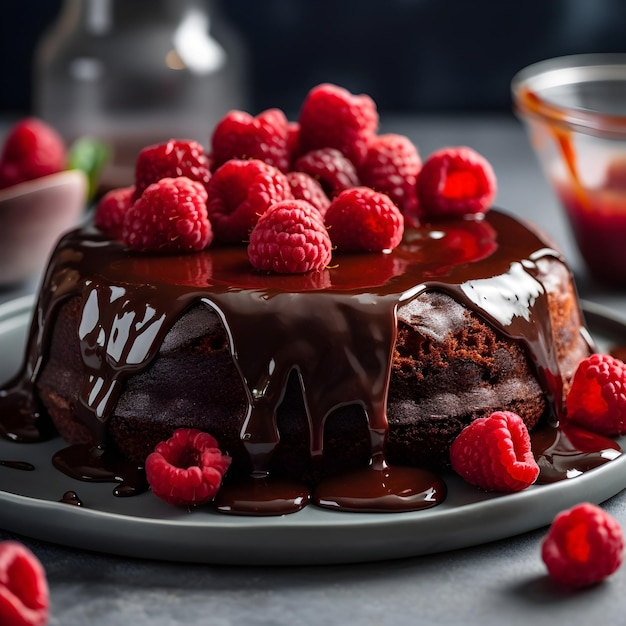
xmin=34 ymin=0 xmax=247 ymax=189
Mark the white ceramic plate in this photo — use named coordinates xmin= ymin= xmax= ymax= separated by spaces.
xmin=0 ymin=296 xmax=625 ymax=565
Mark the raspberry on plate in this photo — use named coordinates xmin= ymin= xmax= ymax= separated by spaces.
xmin=416 ymin=146 xmax=497 ymax=218
xmin=359 ymin=133 xmax=421 ymax=215
xmin=206 ymin=158 xmax=293 ymax=243
xmin=94 ymin=185 xmax=135 ymax=240
xmin=293 ymin=147 xmax=360 ymax=198
xmin=211 ymin=108 xmax=291 ymax=173
xmin=565 ymin=353 xmax=626 ymax=436
xmin=0 ymin=541 xmax=49 ymax=626
xmin=134 ymin=139 xmax=211 ymax=199
xmin=298 ymin=83 xmax=378 ymax=167
xmin=248 ymin=199 xmax=332 ymax=273
xmin=449 ymin=410 xmax=539 ymax=492
xmin=0 ymin=117 xmax=66 ymax=190
xmin=542 ymin=503 xmax=624 ymax=588
xmin=145 ymin=428 xmax=232 ymax=507
xmin=122 ymin=176 xmax=212 ymax=252
xmin=324 ymin=186 xmax=404 ymax=252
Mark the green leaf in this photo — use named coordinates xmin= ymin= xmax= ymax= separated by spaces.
xmin=68 ymin=137 xmax=111 ymax=202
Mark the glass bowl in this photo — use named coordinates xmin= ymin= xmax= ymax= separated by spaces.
xmin=512 ymin=54 xmax=626 ymax=286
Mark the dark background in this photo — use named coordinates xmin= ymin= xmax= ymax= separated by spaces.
xmin=2 ymin=0 xmax=626 ymax=116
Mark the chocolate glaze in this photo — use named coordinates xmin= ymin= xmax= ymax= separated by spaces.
xmin=214 ymin=475 xmax=310 ymax=516
xmin=60 ymin=490 xmax=84 ymax=506
xmin=313 ymin=463 xmax=446 ymax=513
xmin=52 ymin=444 xmax=148 ymax=497
xmin=532 ymin=423 xmax=622 ymax=483
xmin=0 ymin=386 xmax=53 ymax=443
xmin=0 ymin=459 xmax=35 ymax=471
xmin=0 ymin=209 xmax=611 ymax=514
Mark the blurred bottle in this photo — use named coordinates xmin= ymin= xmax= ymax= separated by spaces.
xmin=33 ymin=0 xmax=247 ymax=190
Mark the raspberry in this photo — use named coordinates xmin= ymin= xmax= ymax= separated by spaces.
xmin=287 ymin=121 xmax=301 ymax=161
xmin=134 ymin=139 xmax=211 ymax=200
xmin=416 ymin=146 xmax=497 ymax=218
xmin=298 ymin=83 xmax=378 ymax=167
xmin=449 ymin=411 xmax=539 ymax=492
xmin=0 ymin=117 xmax=66 ymax=189
xmin=565 ymin=353 xmax=626 ymax=436
xmin=0 ymin=541 xmax=49 ymax=626
xmin=211 ymin=108 xmax=291 ymax=172
xmin=145 ymin=428 xmax=231 ymax=507
xmin=293 ymin=148 xmax=360 ymax=198
xmin=248 ymin=199 xmax=332 ymax=273
xmin=122 ymin=177 xmax=212 ymax=252
xmin=94 ymin=185 xmax=134 ymax=240
xmin=206 ymin=159 xmax=293 ymax=243
xmin=324 ymin=187 xmax=404 ymax=252
xmin=286 ymin=171 xmax=330 ymax=216
xmin=359 ymin=133 xmax=421 ymax=214
xmin=542 ymin=503 xmax=624 ymax=588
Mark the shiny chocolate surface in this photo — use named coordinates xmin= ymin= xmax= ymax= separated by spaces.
xmin=0 ymin=209 xmax=616 ymax=514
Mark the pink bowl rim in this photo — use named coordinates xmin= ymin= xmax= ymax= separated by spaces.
xmin=0 ymin=169 xmax=87 ymax=204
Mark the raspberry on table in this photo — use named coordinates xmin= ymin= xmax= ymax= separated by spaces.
xmin=542 ymin=502 xmax=624 ymax=588
xmin=133 ymin=139 xmax=212 ymax=200
xmin=145 ymin=428 xmax=232 ymax=507
xmin=94 ymin=185 xmax=135 ymax=240
xmin=211 ymin=108 xmax=291 ymax=173
xmin=565 ymin=353 xmax=626 ymax=436
xmin=292 ymin=147 xmax=360 ymax=198
xmin=0 ymin=117 xmax=66 ymax=189
xmin=359 ymin=133 xmax=422 ymax=215
xmin=286 ymin=171 xmax=331 ymax=216
xmin=248 ymin=199 xmax=332 ymax=274
xmin=122 ymin=176 xmax=212 ymax=252
xmin=0 ymin=541 xmax=49 ymax=626
xmin=416 ymin=146 xmax=497 ymax=218
xmin=206 ymin=158 xmax=293 ymax=243
xmin=449 ymin=410 xmax=539 ymax=492
xmin=324 ymin=186 xmax=404 ymax=252
xmin=298 ymin=83 xmax=378 ymax=167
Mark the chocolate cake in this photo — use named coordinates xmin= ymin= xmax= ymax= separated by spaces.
xmin=2 ymin=78 xmax=623 ymax=520
xmin=0 ymin=207 xmax=597 ymax=514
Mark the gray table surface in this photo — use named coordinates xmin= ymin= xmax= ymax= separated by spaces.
xmin=2 ymin=114 xmax=626 ymax=625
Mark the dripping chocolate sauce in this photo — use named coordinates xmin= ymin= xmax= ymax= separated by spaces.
xmin=60 ymin=490 xmax=84 ymax=506
xmin=52 ymin=444 xmax=148 ymax=497
xmin=0 ymin=459 xmax=35 ymax=471
xmin=0 ymin=210 xmax=619 ymax=515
